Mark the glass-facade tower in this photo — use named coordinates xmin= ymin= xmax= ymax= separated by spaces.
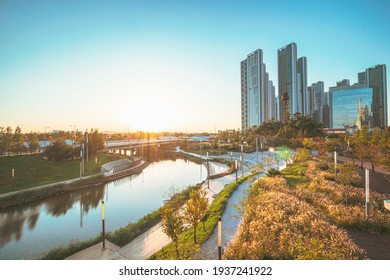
xmin=330 ymin=85 xmax=373 ymax=129
xmin=278 ymin=43 xmax=297 ymax=121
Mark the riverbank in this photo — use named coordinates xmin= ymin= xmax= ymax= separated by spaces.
xmin=0 ymin=153 xmax=126 ymax=194
xmin=0 ymin=159 xmax=149 ymax=209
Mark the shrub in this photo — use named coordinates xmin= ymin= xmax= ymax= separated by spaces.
xmin=224 ymin=179 xmax=367 ymax=260
xmin=316 ymin=161 xmax=329 ymax=171
xmin=266 ymin=168 xmax=281 ymax=177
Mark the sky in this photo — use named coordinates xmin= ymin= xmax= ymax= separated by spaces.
xmin=1 ymin=0 xmax=389 ymax=133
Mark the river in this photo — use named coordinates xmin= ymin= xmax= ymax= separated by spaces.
xmin=0 ymin=158 xmax=207 ymax=260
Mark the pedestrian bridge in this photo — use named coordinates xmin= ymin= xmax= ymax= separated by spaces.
xmin=106 ymin=139 xmax=177 ymax=155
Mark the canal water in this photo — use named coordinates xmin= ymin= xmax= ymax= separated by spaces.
xmin=0 ymin=158 xmax=207 ymax=260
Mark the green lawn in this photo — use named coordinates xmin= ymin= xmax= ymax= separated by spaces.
xmin=0 ymin=153 xmax=125 ymax=194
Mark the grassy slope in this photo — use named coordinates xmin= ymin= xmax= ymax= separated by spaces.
xmin=0 ymin=153 xmax=125 ymax=194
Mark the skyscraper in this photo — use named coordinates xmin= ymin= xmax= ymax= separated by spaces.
xmin=241 ymin=49 xmax=275 ymax=131
xmin=366 ymin=64 xmax=387 ymax=128
xmin=241 ymin=59 xmax=248 ymax=131
xmin=358 ymin=71 xmax=366 ymax=85
xmin=278 ymin=43 xmax=297 ymax=121
xmin=241 ymin=49 xmax=265 ymax=130
xmin=310 ymin=81 xmax=325 ymax=124
xmin=267 ymin=80 xmax=276 ymax=121
xmin=297 ymin=56 xmax=308 ymax=115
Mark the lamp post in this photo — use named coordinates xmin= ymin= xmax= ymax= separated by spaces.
xmin=240 ymin=145 xmax=244 ymax=177
xmin=365 ymin=169 xmax=370 ymax=219
xmin=235 ymin=160 xmax=238 ymax=183
xmin=218 ymin=216 xmax=222 ymax=260
xmin=85 ymin=131 xmax=89 ymax=162
xmin=102 ymin=200 xmax=105 ymax=249
xmin=80 ymin=143 xmax=84 ymax=178
xmin=207 ymin=152 xmax=210 ymax=189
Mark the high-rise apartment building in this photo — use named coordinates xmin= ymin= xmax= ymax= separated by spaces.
xmin=310 ymin=81 xmax=325 ymax=124
xmin=358 ymin=71 xmax=366 ymax=85
xmin=241 ymin=60 xmax=248 ymax=131
xmin=267 ymin=80 xmax=276 ymax=120
xmin=366 ymin=64 xmax=387 ymax=128
xmin=241 ymin=49 xmax=275 ymax=131
xmin=278 ymin=43 xmax=297 ymax=122
xmin=297 ymin=56 xmax=308 ymax=115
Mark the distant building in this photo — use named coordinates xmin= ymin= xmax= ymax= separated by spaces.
xmin=329 ymin=83 xmax=373 ymax=131
xmin=278 ymin=43 xmax=297 ymax=121
xmin=241 ymin=49 xmax=275 ymax=131
xmin=309 ymin=81 xmax=325 ymax=124
xmin=297 ymin=56 xmax=308 ymax=115
xmin=366 ymin=64 xmax=387 ymax=128
xmin=323 ymin=91 xmax=330 ymax=128
xmin=337 ymin=79 xmax=350 ymax=87
xmin=241 ymin=59 xmax=248 ymax=131
xmin=358 ymin=71 xmax=366 ymax=85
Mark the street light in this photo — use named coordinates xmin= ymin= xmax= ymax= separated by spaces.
xmin=235 ymin=160 xmax=238 ymax=183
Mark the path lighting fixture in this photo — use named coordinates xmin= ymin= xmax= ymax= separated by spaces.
xmin=235 ymin=160 xmax=238 ymax=183
xmin=218 ymin=216 xmax=222 ymax=260
xmin=365 ymin=169 xmax=370 ymax=219
xmin=102 ymin=200 xmax=105 ymax=249
xmin=207 ymin=152 xmax=210 ymax=189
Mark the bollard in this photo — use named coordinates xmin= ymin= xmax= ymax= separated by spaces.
xmin=12 ymin=168 xmax=14 ymax=178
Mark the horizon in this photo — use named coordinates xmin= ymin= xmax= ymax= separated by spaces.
xmin=1 ymin=0 xmax=389 ymax=133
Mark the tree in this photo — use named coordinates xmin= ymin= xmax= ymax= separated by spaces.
xmin=352 ymin=126 xmax=370 ymax=169
xmin=294 ymin=148 xmax=312 ymax=163
xmin=13 ymin=125 xmax=24 ymax=155
xmin=277 ymin=147 xmax=295 ymax=166
xmin=4 ymin=126 xmax=13 ymax=156
xmin=367 ymin=128 xmax=382 ymax=173
xmin=0 ymin=126 xmax=5 ymax=156
xmin=183 ymin=188 xmax=209 ymax=244
xmin=88 ymin=129 xmax=105 ymax=157
xmin=27 ymin=132 xmax=40 ymax=154
xmin=161 ymin=196 xmax=185 ymax=259
xmin=43 ymin=140 xmax=77 ymax=161
xmin=379 ymin=129 xmax=390 ymax=166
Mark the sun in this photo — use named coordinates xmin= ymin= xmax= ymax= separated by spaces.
xmin=124 ymin=101 xmax=175 ymax=132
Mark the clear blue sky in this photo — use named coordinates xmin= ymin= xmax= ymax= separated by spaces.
xmin=1 ymin=0 xmax=389 ymax=133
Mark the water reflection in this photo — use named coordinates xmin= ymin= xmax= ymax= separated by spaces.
xmin=0 ymin=154 xmax=207 ymax=259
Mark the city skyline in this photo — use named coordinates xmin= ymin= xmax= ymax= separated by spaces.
xmin=1 ymin=0 xmax=390 ymax=133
